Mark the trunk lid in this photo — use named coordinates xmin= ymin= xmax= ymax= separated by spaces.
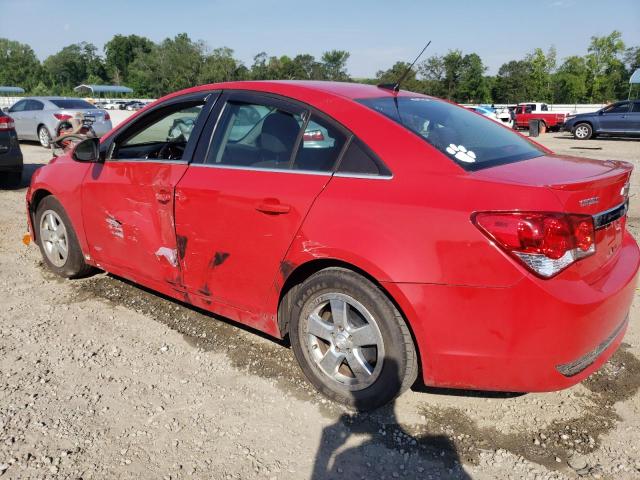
xmin=474 ymin=154 xmax=632 ymax=281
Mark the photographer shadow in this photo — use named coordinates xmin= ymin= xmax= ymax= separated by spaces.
xmin=311 ymin=359 xmax=471 ymax=479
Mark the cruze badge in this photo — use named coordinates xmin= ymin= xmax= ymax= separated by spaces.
xmin=579 ymin=196 xmax=600 ymax=207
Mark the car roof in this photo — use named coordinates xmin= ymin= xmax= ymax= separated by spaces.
xmin=161 ymin=80 xmax=428 ymax=105
xmin=23 ymin=96 xmax=89 ymax=101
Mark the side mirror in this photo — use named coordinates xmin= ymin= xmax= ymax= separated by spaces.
xmin=598 ymin=110 xmax=604 ymax=115
xmin=72 ymin=137 xmax=101 ymax=163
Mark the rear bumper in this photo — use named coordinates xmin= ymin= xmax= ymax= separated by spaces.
xmin=92 ymin=122 xmax=113 ymax=137
xmin=387 ymin=231 xmax=639 ymax=392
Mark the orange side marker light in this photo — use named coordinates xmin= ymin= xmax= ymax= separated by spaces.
xmin=22 ymin=233 xmax=31 ymax=246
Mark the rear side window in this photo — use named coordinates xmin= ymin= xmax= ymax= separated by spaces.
xmin=9 ymin=100 xmax=27 ymax=112
xmin=207 ymin=101 xmax=304 ymax=170
xmin=631 ymin=101 xmax=640 ymax=113
xmin=50 ymin=99 xmax=96 ymax=109
xmin=292 ymin=115 xmax=347 ymax=172
xmin=337 ymin=139 xmax=389 ymax=176
xmin=357 ymin=97 xmax=544 ymax=171
xmin=26 ymin=100 xmax=44 ymax=111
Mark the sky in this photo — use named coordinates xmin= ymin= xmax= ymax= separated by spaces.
xmin=0 ymin=0 xmax=639 ymax=78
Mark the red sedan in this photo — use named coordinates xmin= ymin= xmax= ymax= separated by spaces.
xmin=26 ymin=81 xmax=638 ymax=410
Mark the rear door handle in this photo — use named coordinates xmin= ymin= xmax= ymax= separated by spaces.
xmin=256 ymin=200 xmax=290 ymax=215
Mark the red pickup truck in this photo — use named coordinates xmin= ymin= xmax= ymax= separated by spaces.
xmin=512 ymin=103 xmax=566 ymax=132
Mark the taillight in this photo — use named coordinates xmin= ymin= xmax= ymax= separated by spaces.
xmin=303 ymin=130 xmax=325 ymax=142
xmin=473 ymin=212 xmax=595 ymax=278
xmin=103 ymin=112 xmax=110 ymax=121
xmin=54 ymin=113 xmax=72 ymax=121
xmin=0 ymin=115 xmax=15 ymax=131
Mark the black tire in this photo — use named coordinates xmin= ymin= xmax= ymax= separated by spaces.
xmin=289 ymin=267 xmax=418 ymax=410
xmin=35 ymin=195 xmax=93 ymax=278
xmin=38 ymin=125 xmax=52 ymax=148
xmin=572 ymin=123 xmax=593 ymax=140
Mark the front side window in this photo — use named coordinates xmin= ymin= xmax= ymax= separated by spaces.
xmin=207 ymin=101 xmax=304 ymax=170
xmin=604 ymin=102 xmax=630 ymax=114
xmin=541 ymin=104 xmax=549 ymax=111
xmin=112 ymin=103 xmax=204 ymax=160
xmin=358 ymin=97 xmax=544 ymax=171
xmin=632 ymin=101 xmax=640 ymax=113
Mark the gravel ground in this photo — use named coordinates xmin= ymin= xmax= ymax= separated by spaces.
xmin=0 ymin=136 xmax=639 ymax=480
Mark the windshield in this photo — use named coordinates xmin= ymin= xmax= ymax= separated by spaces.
xmin=50 ymin=99 xmax=96 ymax=110
xmin=357 ymin=97 xmax=544 ymax=171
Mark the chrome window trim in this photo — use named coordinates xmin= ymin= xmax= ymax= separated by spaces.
xmin=105 ymin=158 xmax=188 ymax=165
xmin=333 ymin=172 xmax=394 ymax=180
xmin=593 ymin=201 xmax=628 ymax=230
xmin=189 ymin=162 xmax=394 ymax=179
xmin=189 ymin=163 xmax=332 ymax=176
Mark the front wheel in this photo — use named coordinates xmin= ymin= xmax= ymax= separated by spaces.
xmin=573 ymin=123 xmax=593 ymax=140
xmin=35 ymin=196 xmax=93 ymax=278
xmin=289 ymin=267 xmax=418 ymax=410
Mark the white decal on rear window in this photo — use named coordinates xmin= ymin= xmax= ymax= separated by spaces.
xmin=446 ymin=144 xmax=476 ymax=163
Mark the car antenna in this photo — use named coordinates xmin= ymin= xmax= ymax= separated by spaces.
xmin=378 ymin=41 xmax=432 ymax=93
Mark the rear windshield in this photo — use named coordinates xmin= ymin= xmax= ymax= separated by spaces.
xmin=357 ymin=97 xmax=544 ymax=171
xmin=50 ymin=99 xmax=96 ymax=109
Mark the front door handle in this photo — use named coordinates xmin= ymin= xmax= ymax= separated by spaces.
xmin=155 ymin=190 xmax=172 ymax=204
xmin=256 ymin=200 xmax=291 ymax=215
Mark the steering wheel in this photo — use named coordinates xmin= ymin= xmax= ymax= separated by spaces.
xmin=157 ymin=141 xmax=185 ymax=160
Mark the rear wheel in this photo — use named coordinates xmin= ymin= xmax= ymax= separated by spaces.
xmin=35 ymin=196 xmax=93 ymax=278
xmin=289 ymin=267 xmax=418 ymax=410
xmin=573 ymin=123 xmax=593 ymax=140
xmin=38 ymin=126 xmax=52 ymax=148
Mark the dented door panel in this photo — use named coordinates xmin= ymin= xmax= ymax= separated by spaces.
xmin=174 ymin=166 xmax=331 ymax=330
xmin=81 ymin=161 xmax=189 ymax=284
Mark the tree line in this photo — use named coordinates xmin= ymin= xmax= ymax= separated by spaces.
xmin=0 ymin=31 xmax=638 ymax=103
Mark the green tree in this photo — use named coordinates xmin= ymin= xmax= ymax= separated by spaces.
xmin=442 ymin=50 xmax=464 ymax=100
xmin=375 ymin=61 xmax=423 ymax=92
xmin=321 ymin=50 xmax=350 ymax=81
xmin=128 ymin=33 xmax=204 ymax=97
xmin=42 ymin=42 xmax=106 ymax=93
xmin=199 ymin=47 xmax=244 ymax=83
xmin=554 ymin=56 xmax=588 ymax=103
xmin=585 ymin=31 xmax=626 ymax=102
xmin=526 ymin=47 xmax=556 ymax=102
xmin=457 ymin=53 xmax=490 ymax=103
xmin=0 ymin=38 xmax=42 ymax=90
xmin=104 ymin=34 xmax=154 ymax=84
xmin=492 ymin=60 xmax=534 ymax=103
xmin=418 ymin=55 xmax=447 ymax=97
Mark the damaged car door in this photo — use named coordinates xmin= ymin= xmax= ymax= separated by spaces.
xmin=81 ymin=92 xmax=216 ymax=287
xmin=174 ymin=91 xmax=348 ymax=325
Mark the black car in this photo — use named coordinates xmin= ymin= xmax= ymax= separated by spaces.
xmin=0 ymin=109 xmax=23 ymax=186
xmin=564 ymin=99 xmax=640 ymax=140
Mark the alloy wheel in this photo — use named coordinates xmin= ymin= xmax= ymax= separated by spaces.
xmin=575 ymin=125 xmax=589 ymax=139
xmin=305 ymin=293 xmax=385 ymax=390
xmin=39 ymin=210 xmax=69 ymax=267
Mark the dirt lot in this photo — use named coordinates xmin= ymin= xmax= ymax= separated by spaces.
xmin=0 ymin=134 xmax=639 ymax=479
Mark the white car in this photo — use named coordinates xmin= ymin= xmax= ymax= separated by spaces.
xmin=104 ymin=101 xmax=125 ymax=110
xmin=467 ymin=106 xmax=513 ymax=128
